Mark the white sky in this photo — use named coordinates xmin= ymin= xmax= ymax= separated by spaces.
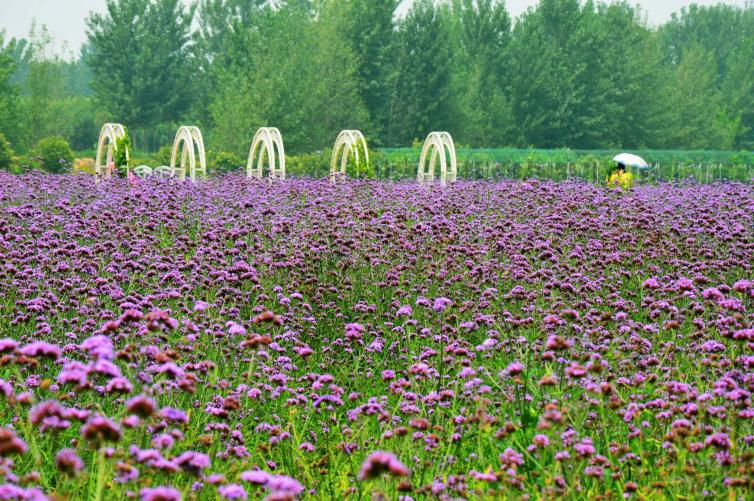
xmin=0 ymin=0 xmax=750 ymax=58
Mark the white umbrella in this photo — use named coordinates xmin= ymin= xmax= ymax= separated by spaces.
xmin=613 ymin=153 xmax=649 ymax=169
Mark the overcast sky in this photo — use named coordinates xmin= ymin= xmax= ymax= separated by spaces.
xmin=0 ymin=0 xmax=750 ymax=57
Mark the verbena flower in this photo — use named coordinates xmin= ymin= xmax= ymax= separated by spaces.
xmin=358 ymin=451 xmax=410 ymax=480
xmin=140 ymin=486 xmax=182 ymax=501
xmin=0 ymin=428 xmax=27 ymax=457
xmin=55 ymin=448 xmax=84 ymax=475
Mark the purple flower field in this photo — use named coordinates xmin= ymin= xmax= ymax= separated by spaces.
xmin=0 ymin=172 xmax=752 ymax=500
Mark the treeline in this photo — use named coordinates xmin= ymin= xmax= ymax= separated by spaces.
xmin=0 ymin=0 xmax=752 ymax=160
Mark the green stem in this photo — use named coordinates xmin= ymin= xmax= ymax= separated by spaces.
xmin=93 ymin=447 xmax=106 ymax=501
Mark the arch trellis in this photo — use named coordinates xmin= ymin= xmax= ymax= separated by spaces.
xmin=247 ymin=127 xmax=286 ymax=180
xmin=95 ymin=123 xmax=129 ymax=180
xmin=330 ymin=130 xmax=369 ymax=181
xmin=417 ymin=132 xmax=457 ymax=187
xmin=170 ymin=126 xmax=207 ymax=182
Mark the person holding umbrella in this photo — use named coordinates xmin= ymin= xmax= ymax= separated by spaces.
xmin=607 ymin=160 xmax=633 ymax=190
xmin=607 ymin=153 xmax=648 ymax=190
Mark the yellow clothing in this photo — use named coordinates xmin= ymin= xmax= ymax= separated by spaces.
xmin=607 ymin=170 xmax=633 ymax=190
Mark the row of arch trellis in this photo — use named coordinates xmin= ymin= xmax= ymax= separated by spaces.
xmin=95 ymin=124 xmax=458 ymax=186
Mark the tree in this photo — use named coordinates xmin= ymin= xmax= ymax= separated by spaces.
xmin=0 ymin=32 xmax=24 ymax=150
xmin=0 ymin=133 xmax=13 ymax=170
xmin=508 ymin=0 xmax=586 ymax=147
xmin=722 ymin=6 xmax=753 ymax=149
xmin=85 ymin=0 xmax=195 ymax=148
xmin=660 ymin=4 xmax=747 ymax=81
xmin=61 ymin=44 xmax=93 ymax=97
xmin=309 ymin=1 xmax=371 ymax=147
xmin=660 ymin=4 xmax=753 ymax=149
xmin=724 ymin=29 xmax=754 ymax=149
xmin=192 ymin=0 xmax=267 ymax=125
xmin=586 ymin=2 xmax=672 ymax=149
xmin=339 ymin=0 xmax=400 ymax=145
xmin=451 ymin=0 xmax=517 ymax=146
xmin=668 ymin=46 xmax=738 ymax=149
xmin=507 ymin=0 xmax=677 ymax=149
xmin=209 ymin=2 xmax=368 ymax=154
xmin=1 ymin=0 xmax=751 ymax=156
xmin=23 ymin=25 xmax=66 ymax=146
xmin=385 ymin=0 xmax=454 ymax=145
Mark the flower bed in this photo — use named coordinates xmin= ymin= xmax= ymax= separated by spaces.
xmin=0 ymin=173 xmax=752 ymax=499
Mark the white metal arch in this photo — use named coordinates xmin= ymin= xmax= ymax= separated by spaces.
xmin=330 ymin=130 xmax=369 ymax=182
xmin=170 ymin=126 xmax=207 ymax=182
xmin=95 ymin=123 xmax=129 ymax=180
xmin=247 ymin=127 xmax=286 ymax=180
xmin=417 ymin=131 xmax=457 ymax=187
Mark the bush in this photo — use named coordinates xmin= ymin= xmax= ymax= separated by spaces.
xmin=286 ymin=150 xmax=330 ymax=178
xmin=348 ymin=151 xmax=376 ymax=179
xmin=113 ymin=128 xmax=132 ymax=172
xmin=211 ymin=151 xmax=243 ymax=174
xmin=155 ymin=145 xmax=173 ymax=166
xmin=32 ymin=136 xmax=75 ymax=173
xmin=0 ymin=133 xmax=13 ymax=171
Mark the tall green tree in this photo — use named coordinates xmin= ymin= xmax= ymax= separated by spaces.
xmin=386 ymin=0 xmax=454 ymax=145
xmin=2 ymin=26 xmax=97 ymax=153
xmin=660 ymin=4 xmax=753 ymax=148
xmin=724 ymin=26 xmax=754 ymax=149
xmin=85 ymin=0 xmax=195 ymax=148
xmin=660 ymin=4 xmax=748 ymax=80
xmin=508 ymin=0 xmax=587 ymax=147
xmin=668 ymin=46 xmax=739 ymax=150
xmin=451 ymin=0 xmax=517 ymax=146
xmin=338 ymin=0 xmax=400 ymax=145
xmin=196 ymin=0 xmax=267 ymax=54
xmin=0 ymin=32 xmax=24 ymax=150
xmin=23 ymin=25 xmax=66 ymax=146
xmin=507 ymin=0 xmax=673 ymax=149
xmin=192 ymin=0 xmax=267 ymax=124
xmin=586 ymin=2 xmax=672 ymax=149
xmin=2 ymin=0 xmax=750 ymax=155
xmin=209 ymin=2 xmax=368 ymax=154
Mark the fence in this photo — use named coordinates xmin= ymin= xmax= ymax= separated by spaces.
xmin=370 ymin=158 xmax=754 ymax=184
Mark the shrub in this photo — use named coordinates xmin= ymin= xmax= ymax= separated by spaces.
xmin=155 ymin=145 xmax=173 ymax=167
xmin=32 ymin=136 xmax=74 ymax=173
xmin=113 ymin=128 xmax=132 ymax=172
xmin=347 ymin=151 xmax=375 ymax=179
xmin=211 ymin=151 xmax=243 ymax=174
xmin=285 ymin=149 xmax=378 ymax=179
xmin=0 ymin=133 xmax=13 ymax=171
xmin=286 ymin=151 xmax=330 ymax=178
xmin=9 ymin=155 xmax=36 ymax=174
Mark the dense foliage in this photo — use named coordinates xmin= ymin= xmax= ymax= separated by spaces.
xmin=0 ymin=0 xmax=752 ymax=157
xmin=0 ymin=174 xmax=752 ymax=499
xmin=85 ymin=0 xmax=195 ymax=147
xmin=210 ymin=151 xmax=243 ymax=175
xmin=30 ymin=136 xmax=74 ymax=173
xmin=0 ymin=133 xmax=13 ymax=170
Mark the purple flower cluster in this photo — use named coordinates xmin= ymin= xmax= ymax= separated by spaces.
xmin=0 ymin=172 xmax=751 ymax=498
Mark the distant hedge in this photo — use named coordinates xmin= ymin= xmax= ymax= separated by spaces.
xmin=379 ymin=148 xmax=754 ymax=166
